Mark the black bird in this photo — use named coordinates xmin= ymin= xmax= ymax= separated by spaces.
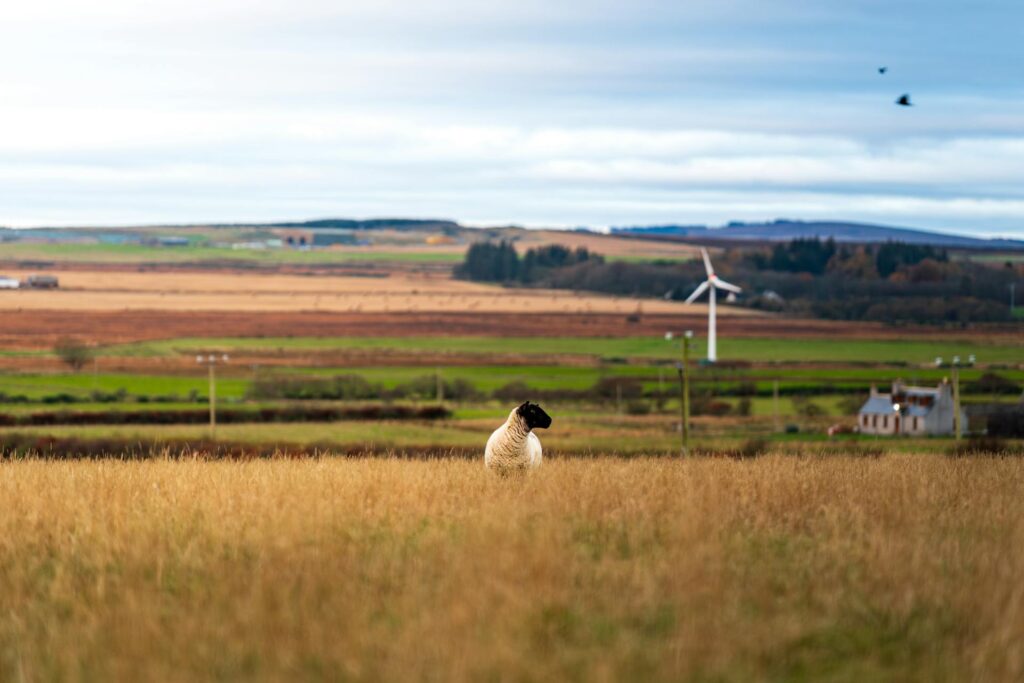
xmin=878 ymin=66 xmax=888 ymax=74
xmin=896 ymin=94 xmax=912 ymax=106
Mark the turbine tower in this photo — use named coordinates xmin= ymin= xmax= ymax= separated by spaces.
xmin=684 ymin=248 xmax=741 ymax=363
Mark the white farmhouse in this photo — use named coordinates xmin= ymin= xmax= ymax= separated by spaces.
xmin=0 ymin=276 xmax=19 ymax=289
xmin=858 ymin=380 xmax=966 ymax=436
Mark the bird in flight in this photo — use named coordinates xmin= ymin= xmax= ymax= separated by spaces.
xmin=896 ymin=94 xmax=912 ymax=106
xmin=878 ymin=66 xmax=888 ymax=74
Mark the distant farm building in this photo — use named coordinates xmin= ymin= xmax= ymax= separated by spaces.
xmin=276 ymin=228 xmax=359 ymax=248
xmin=157 ymin=236 xmax=190 ymax=247
xmin=276 ymin=229 xmax=312 ymax=247
xmin=0 ymin=276 xmax=19 ymax=289
xmin=23 ymin=274 xmax=59 ymax=289
xmin=858 ymin=380 xmax=966 ymax=436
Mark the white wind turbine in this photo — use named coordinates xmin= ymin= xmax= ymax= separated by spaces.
xmin=684 ymin=248 xmax=741 ymax=363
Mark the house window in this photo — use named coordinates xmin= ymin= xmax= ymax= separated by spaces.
xmin=862 ymin=414 xmax=868 ymax=427
xmin=872 ymin=415 xmax=877 ymax=428
xmin=913 ymin=417 xmax=919 ymax=430
xmin=882 ymin=416 xmax=888 ymax=429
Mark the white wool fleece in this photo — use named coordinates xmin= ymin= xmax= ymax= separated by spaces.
xmin=485 ymin=405 xmax=543 ymax=473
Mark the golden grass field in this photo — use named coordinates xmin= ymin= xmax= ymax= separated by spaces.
xmin=0 ymin=269 xmax=751 ymax=316
xmin=0 ymin=455 xmax=1021 ymax=682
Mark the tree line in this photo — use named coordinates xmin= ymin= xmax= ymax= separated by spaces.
xmin=454 ymin=241 xmax=603 ymax=283
xmin=454 ymin=237 xmax=1023 ymax=324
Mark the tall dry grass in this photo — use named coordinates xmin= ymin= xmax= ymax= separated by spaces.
xmin=0 ymin=455 xmax=1021 ymax=682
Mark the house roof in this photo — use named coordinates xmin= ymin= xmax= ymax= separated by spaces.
xmin=860 ymin=395 xmax=897 ymax=415
xmin=860 ymin=392 xmax=938 ymax=417
xmin=900 ymin=386 xmax=940 ymax=397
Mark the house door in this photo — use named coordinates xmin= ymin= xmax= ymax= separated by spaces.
xmin=894 ymin=416 xmax=900 ymax=433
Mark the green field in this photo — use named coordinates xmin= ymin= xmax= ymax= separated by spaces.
xmin=0 ymin=373 xmax=249 ymax=400
xmin=3 ymin=357 xmax=1021 ymax=406
xmin=104 ymin=335 xmax=1024 ymax=364
xmin=0 ymin=418 xmax=964 ymax=454
xmin=0 ymin=243 xmax=462 ymax=264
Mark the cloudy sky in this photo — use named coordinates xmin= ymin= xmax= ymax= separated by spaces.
xmin=1 ymin=0 xmax=1022 ymax=236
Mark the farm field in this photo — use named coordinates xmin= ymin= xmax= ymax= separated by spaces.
xmin=0 ymin=416 xmax=987 ymax=455
xmin=4 ymin=306 xmax=1020 ymax=350
xmin=0 ymin=226 xmax=701 ymax=266
xmin=0 ymin=237 xmax=1020 ymax=683
xmin=0 ymin=456 xmax=1021 ymax=682
xmin=101 ymin=334 xmax=1024 ymax=365
xmin=0 ymin=271 xmax=713 ymax=315
xmin=0 ymin=241 xmax=466 ymax=264
xmin=3 ymin=363 xmax=1023 ymax=401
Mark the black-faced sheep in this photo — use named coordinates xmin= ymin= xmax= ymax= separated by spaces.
xmin=484 ymin=401 xmax=552 ymax=474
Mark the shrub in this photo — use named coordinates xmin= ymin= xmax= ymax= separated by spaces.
xmin=247 ymin=374 xmax=384 ymax=401
xmin=967 ymin=372 xmax=1022 ymax=396
xmin=41 ymin=393 xmax=78 ymax=405
xmin=792 ymin=396 xmax=826 ymax=418
xmin=704 ymin=400 xmax=733 ymax=417
xmin=625 ymin=400 xmax=651 ymax=416
xmin=987 ymin=409 xmax=1024 ymax=438
xmin=735 ymin=438 xmax=770 ymax=459
xmin=443 ymin=378 xmax=484 ymax=402
xmin=593 ymin=378 xmax=644 ymax=401
xmin=838 ymin=394 xmax=868 ymax=415
xmin=949 ymin=437 xmax=1024 ymax=457
xmin=6 ymin=405 xmax=452 ymax=427
xmin=54 ymin=337 xmax=93 ymax=372
xmin=492 ymin=381 xmax=531 ymax=402
xmin=736 ymin=398 xmax=752 ymax=417
xmin=736 ymin=381 xmax=757 ymax=397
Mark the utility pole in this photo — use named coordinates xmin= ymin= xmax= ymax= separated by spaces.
xmin=682 ymin=332 xmax=692 ymax=457
xmin=1011 ymin=283 xmax=1016 ymax=314
xmin=197 ymin=354 xmax=229 ymax=439
xmin=209 ymin=363 xmax=216 ymax=435
xmin=435 ymin=367 xmax=444 ymax=404
xmin=952 ymin=357 xmax=962 ymax=440
xmin=665 ymin=330 xmax=693 ymax=457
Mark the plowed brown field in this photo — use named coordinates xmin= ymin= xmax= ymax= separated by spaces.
xmin=0 ymin=309 xmax=1007 ymax=351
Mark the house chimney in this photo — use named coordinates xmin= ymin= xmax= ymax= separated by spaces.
xmin=870 ymin=383 xmax=878 ymax=397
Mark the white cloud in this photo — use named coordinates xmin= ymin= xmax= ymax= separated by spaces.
xmin=0 ymin=1 xmax=1022 ymax=235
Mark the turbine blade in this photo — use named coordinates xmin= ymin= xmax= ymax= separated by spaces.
xmin=684 ymin=280 xmax=710 ymax=304
xmin=701 ymin=248 xmax=714 ymax=277
xmin=714 ymin=279 xmax=742 ymax=294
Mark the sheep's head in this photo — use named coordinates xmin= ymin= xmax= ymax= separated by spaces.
xmin=517 ymin=401 xmax=552 ymax=430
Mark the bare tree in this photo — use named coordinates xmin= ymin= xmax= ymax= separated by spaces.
xmin=54 ymin=336 xmax=93 ymax=372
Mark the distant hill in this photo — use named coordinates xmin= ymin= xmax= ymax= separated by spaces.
xmin=266 ymin=218 xmax=460 ymax=232
xmin=611 ymin=220 xmax=1024 ymax=250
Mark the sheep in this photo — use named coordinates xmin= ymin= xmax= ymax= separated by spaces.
xmin=485 ymin=401 xmax=552 ymax=475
